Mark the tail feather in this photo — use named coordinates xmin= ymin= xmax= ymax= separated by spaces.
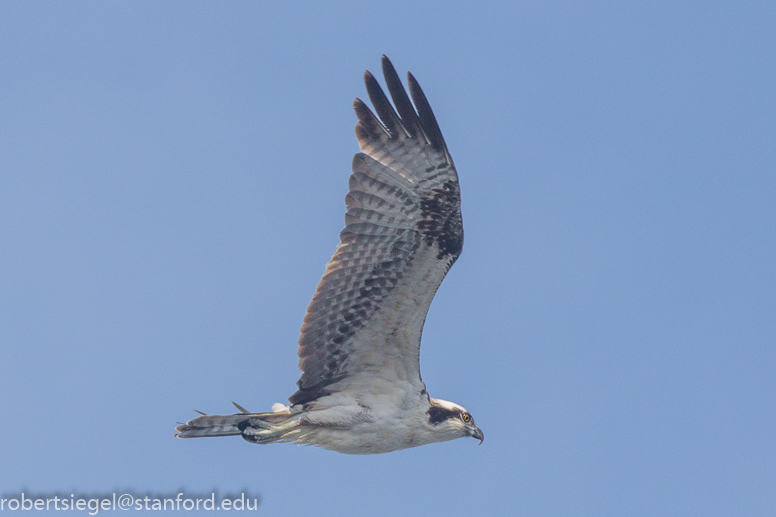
xmin=174 ymin=404 xmax=303 ymax=442
xmin=175 ymin=413 xmax=248 ymax=438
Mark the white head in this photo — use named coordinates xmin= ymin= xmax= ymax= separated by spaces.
xmin=426 ymin=398 xmax=483 ymax=444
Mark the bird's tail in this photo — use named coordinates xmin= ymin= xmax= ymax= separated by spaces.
xmin=175 ymin=402 xmax=303 ymax=444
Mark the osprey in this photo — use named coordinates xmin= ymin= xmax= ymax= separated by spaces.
xmin=175 ymin=56 xmax=482 ymax=454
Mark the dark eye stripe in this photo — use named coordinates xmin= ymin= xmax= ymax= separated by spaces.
xmin=427 ymin=405 xmax=457 ymax=425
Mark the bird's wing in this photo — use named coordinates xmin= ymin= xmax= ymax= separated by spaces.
xmin=289 ymin=56 xmax=462 ymax=406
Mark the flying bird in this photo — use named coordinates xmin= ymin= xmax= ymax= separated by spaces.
xmin=175 ymin=56 xmax=482 ymax=454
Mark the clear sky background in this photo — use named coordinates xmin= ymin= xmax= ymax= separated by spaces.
xmin=1 ymin=2 xmax=774 ymax=515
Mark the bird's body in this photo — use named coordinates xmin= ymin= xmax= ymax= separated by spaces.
xmin=175 ymin=56 xmax=482 ymax=454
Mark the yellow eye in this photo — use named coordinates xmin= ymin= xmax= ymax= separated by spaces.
xmin=462 ymin=413 xmax=471 ymax=423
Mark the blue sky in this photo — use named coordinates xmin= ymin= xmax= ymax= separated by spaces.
xmin=1 ymin=1 xmax=774 ymax=515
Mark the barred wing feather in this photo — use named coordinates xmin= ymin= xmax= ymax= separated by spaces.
xmin=289 ymin=56 xmax=462 ymax=406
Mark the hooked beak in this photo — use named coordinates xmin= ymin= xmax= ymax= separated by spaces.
xmin=470 ymin=426 xmax=484 ymax=444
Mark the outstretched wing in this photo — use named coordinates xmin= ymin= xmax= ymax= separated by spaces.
xmin=289 ymin=56 xmax=462 ymax=406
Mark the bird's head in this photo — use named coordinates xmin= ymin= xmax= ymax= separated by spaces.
xmin=426 ymin=398 xmax=484 ymax=444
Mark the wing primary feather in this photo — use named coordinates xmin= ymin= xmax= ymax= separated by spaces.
xmin=353 ymin=98 xmax=390 ymax=143
xmin=381 ymin=55 xmax=423 ymax=139
xmin=364 ymin=71 xmax=407 ymax=138
xmin=408 ymin=72 xmax=451 ymax=161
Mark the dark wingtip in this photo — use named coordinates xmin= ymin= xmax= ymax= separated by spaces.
xmin=379 ymin=55 xmax=422 ymax=138
xmin=364 ymin=66 xmax=405 ymax=137
xmin=353 ymin=96 xmax=388 ymax=144
xmin=380 ymin=56 xmax=397 ymax=82
xmin=407 ymin=71 xmax=449 ymax=157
